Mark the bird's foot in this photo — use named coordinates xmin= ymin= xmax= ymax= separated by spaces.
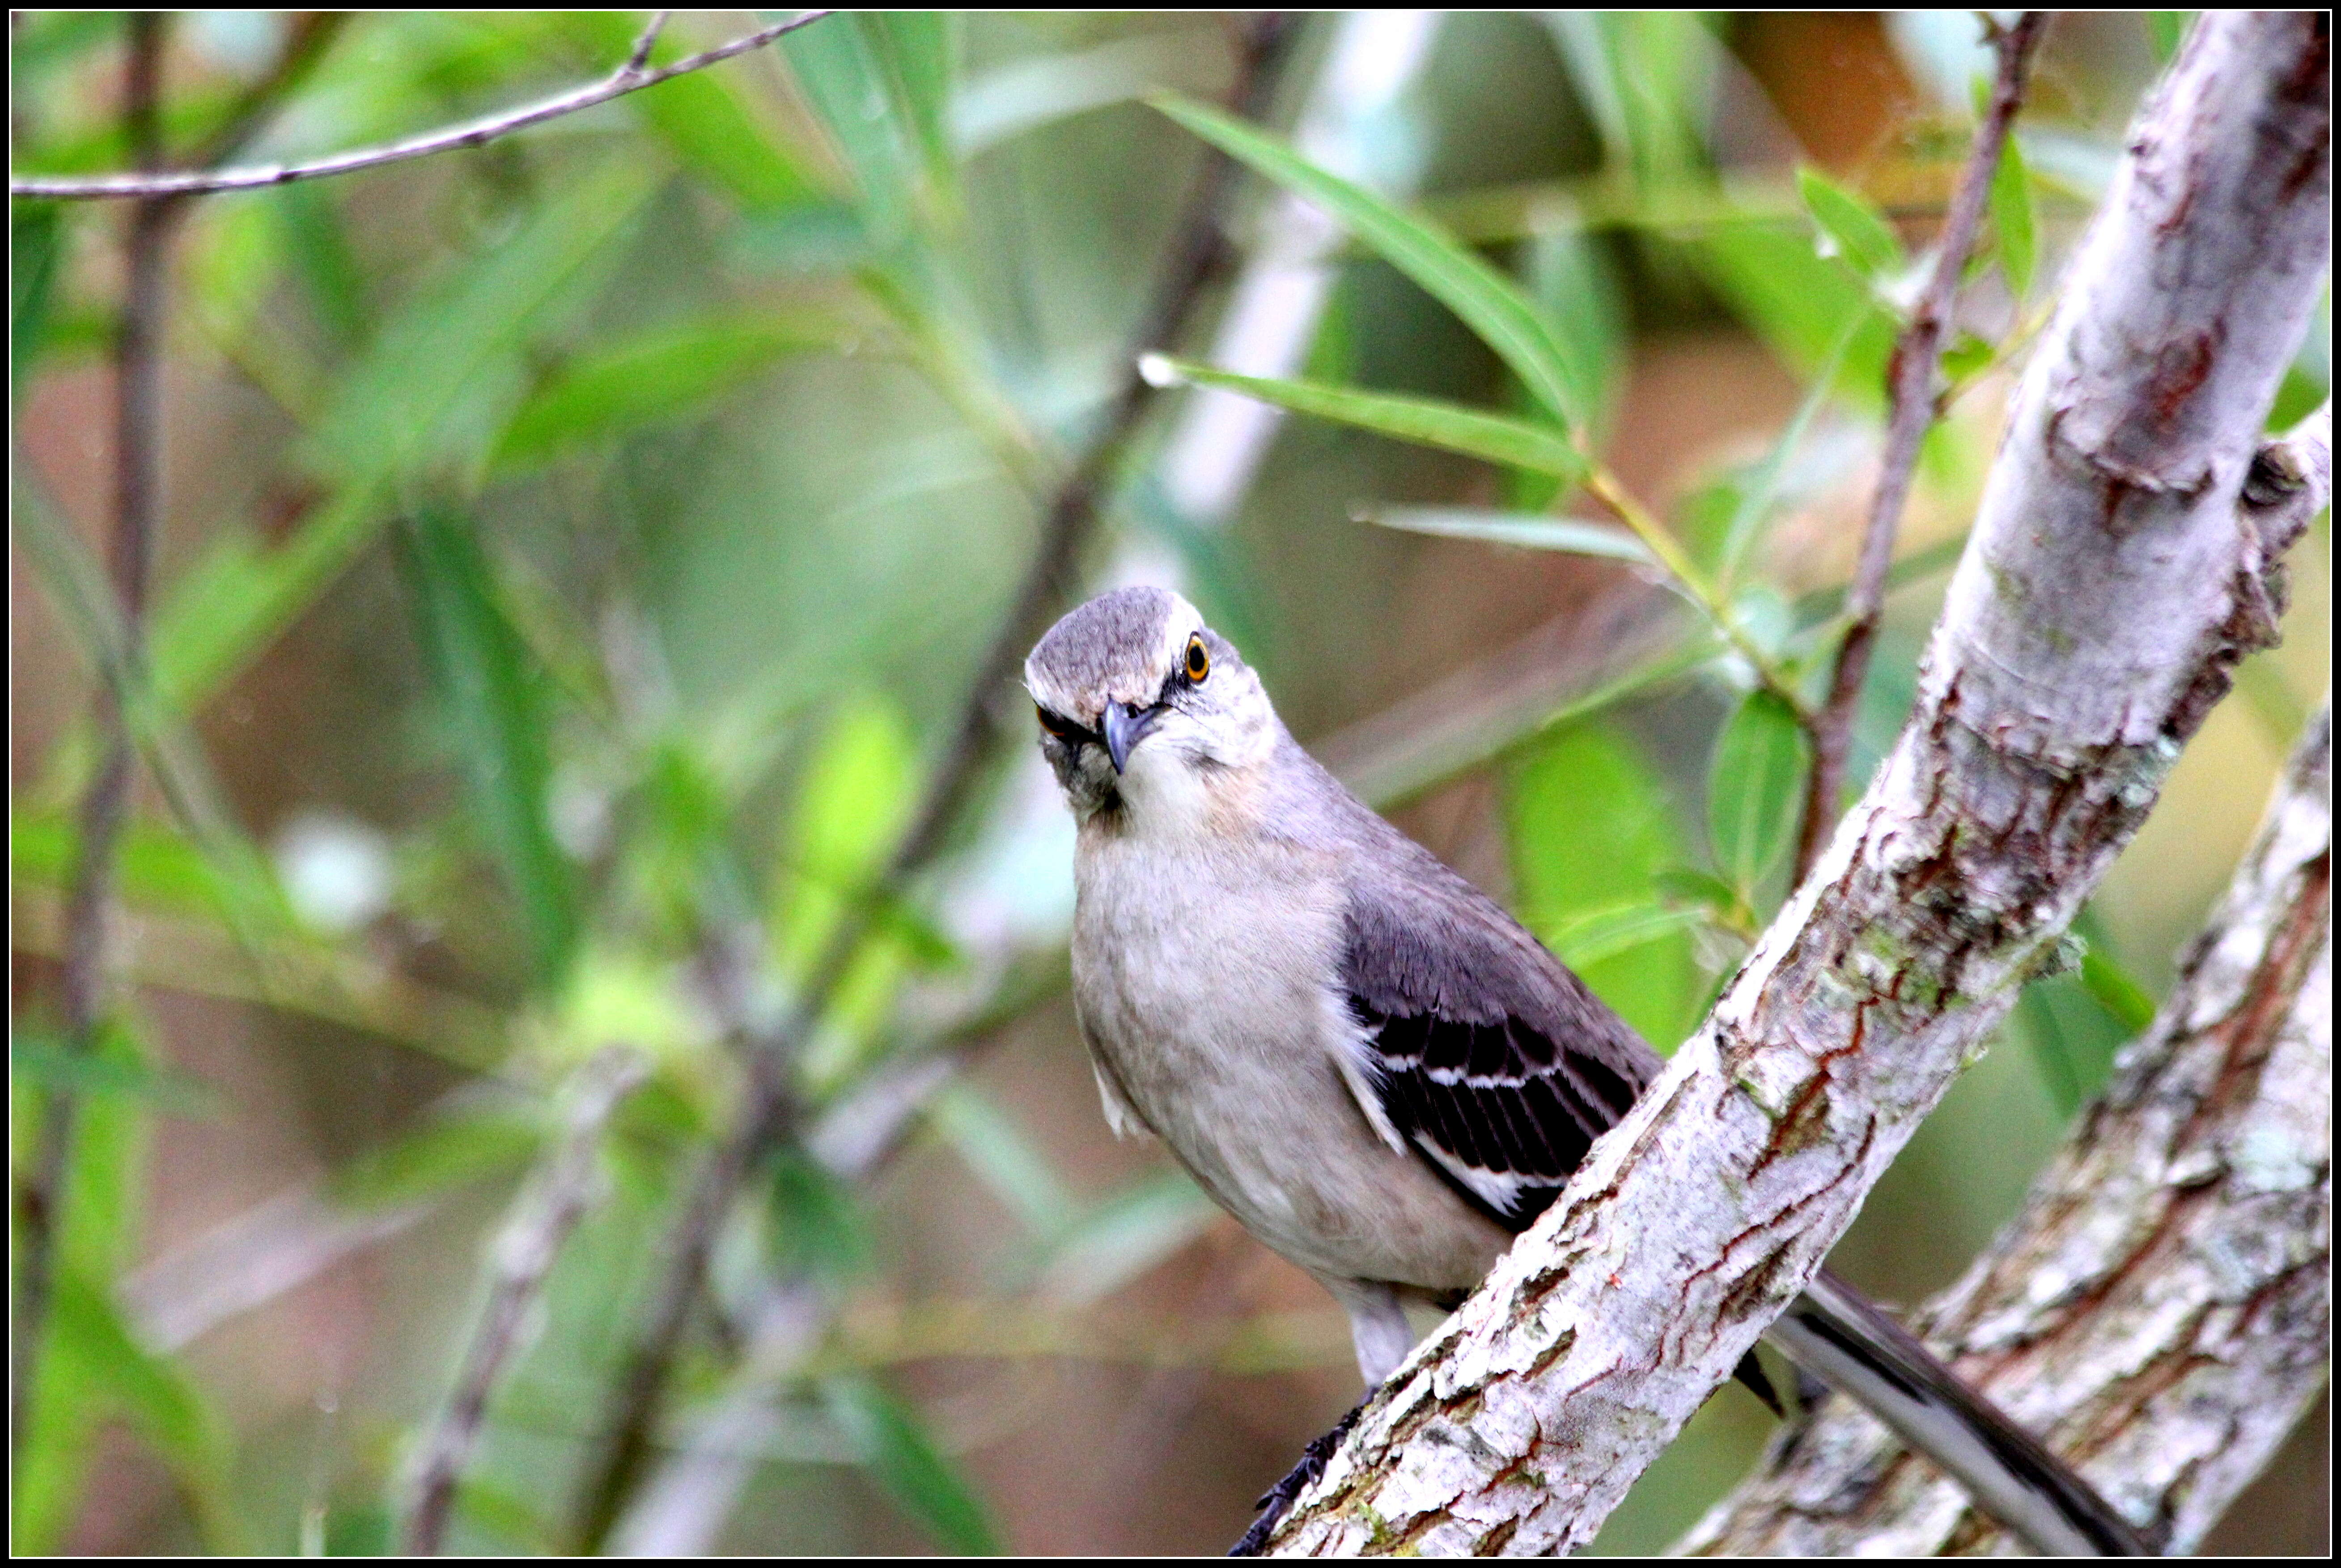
xmin=1229 ymin=1398 xmax=1366 ymax=1556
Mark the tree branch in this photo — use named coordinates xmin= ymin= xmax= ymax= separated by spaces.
xmin=1684 ymin=691 xmax=2329 ymax=1555
xmin=11 ymin=11 xmax=173 ymax=1468
xmin=1266 ymin=13 xmax=2328 ymax=1553
xmin=403 ymin=1048 xmax=648 ymax=1556
xmin=1793 ymin=12 xmax=2048 ymax=883
xmin=7 ymin=12 xmax=835 ymax=200
xmin=562 ymin=17 xmax=1299 ymax=1552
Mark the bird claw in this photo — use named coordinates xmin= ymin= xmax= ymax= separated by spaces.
xmin=1229 ymin=1399 xmax=1366 ymax=1556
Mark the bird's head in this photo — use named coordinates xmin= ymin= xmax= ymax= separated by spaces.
xmin=1024 ymin=586 xmax=1277 ymax=826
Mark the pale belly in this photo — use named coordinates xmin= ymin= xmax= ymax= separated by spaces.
xmin=1070 ymin=830 xmax=1507 ymax=1293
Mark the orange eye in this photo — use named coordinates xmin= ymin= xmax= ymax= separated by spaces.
xmin=1184 ymin=635 xmax=1209 ymax=682
xmin=1036 ymin=703 xmax=1071 ymax=739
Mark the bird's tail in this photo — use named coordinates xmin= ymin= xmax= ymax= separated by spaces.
xmin=1764 ymin=1267 xmax=2151 ymax=1556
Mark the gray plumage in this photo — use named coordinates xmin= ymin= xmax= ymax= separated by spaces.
xmin=1026 ymin=586 xmax=2145 ymax=1556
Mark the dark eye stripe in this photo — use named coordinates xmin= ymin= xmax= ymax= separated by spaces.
xmin=1035 ymin=703 xmax=1100 ymax=746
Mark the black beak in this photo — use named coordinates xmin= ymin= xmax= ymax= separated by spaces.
xmin=1102 ymin=701 xmax=1162 ymax=774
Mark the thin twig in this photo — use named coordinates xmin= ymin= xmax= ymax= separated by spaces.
xmin=625 ymin=11 xmax=675 ymax=75
xmin=563 ymin=17 xmax=1300 ymax=1552
xmin=1791 ymin=12 xmax=2048 ymax=882
xmin=11 ymin=12 xmax=172 ymax=1469
xmin=403 ymin=1048 xmax=648 ymax=1555
xmin=8 ymin=12 xmax=835 ymax=200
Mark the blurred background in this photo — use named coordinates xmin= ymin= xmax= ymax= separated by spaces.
xmin=10 ymin=11 xmax=2328 ymax=1556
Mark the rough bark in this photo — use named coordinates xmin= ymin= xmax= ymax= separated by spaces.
xmin=1265 ymin=13 xmax=2328 ymax=1554
xmin=1683 ymin=701 xmax=2329 ymax=1556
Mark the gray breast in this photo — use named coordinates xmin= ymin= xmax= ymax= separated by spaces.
xmin=1069 ymin=822 xmax=1509 ymax=1293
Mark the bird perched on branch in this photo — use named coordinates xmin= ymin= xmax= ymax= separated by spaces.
xmin=1026 ymin=585 xmax=2147 ymax=1557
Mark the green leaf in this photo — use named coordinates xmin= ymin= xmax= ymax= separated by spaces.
xmin=394 ymin=506 xmax=577 ymax=989
xmin=1691 ymin=217 xmax=1896 ymax=412
xmin=1941 ymin=330 xmax=1997 ymax=386
xmin=866 ymin=13 xmax=958 ymax=193
xmin=1508 ymin=724 xmax=1699 ymax=1049
xmin=11 ymin=1030 xmax=217 ymax=1116
xmin=1707 ymin=690 xmax=1810 ymax=898
xmin=1036 ymin=1172 xmax=1217 ymax=1306
xmin=2144 ymin=12 xmax=2194 ymax=64
xmin=925 ymin=1083 xmax=1077 ymax=1239
xmin=1151 ymin=93 xmax=1587 ymax=430
xmin=1542 ymin=12 xmax=1714 ymax=189
xmin=1523 ymin=227 xmax=1626 ymax=440
xmin=1716 ymin=307 xmax=1868 ymax=587
xmin=1796 ymin=166 xmax=1906 ymax=280
xmin=1366 ymin=507 xmax=1652 ymax=564
xmin=561 ymin=12 xmax=825 ymax=214
xmin=1988 ymin=133 xmax=2037 ymax=299
xmin=1651 ymin=865 xmax=1753 ymax=931
xmin=304 ymin=158 xmax=656 ymax=483
xmin=785 ymin=14 xmax=930 ymax=246
xmin=822 ymin=1377 xmax=1001 ymax=1555
xmin=764 ymin=1147 xmax=873 ymax=1281
xmin=326 ymin=1106 xmax=544 ymax=1210
xmin=150 ymin=162 xmax=657 ymax=721
xmin=15 ymin=1271 xmax=242 ymax=1555
xmin=492 ymin=311 xmax=836 ymax=472
xmin=12 ymin=199 xmax=64 ymax=395
xmin=1141 ymin=356 xmax=1586 ymax=480
xmin=772 ymin=694 xmax=918 ymax=971
xmin=274 ymin=182 xmax=367 ymax=345
xmin=2074 ymin=907 xmax=2158 ymax=1034
xmin=1551 ymin=902 xmax=1708 ymax=969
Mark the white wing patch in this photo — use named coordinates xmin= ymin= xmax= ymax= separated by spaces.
xmin=1090 ymin=1061 xmax=1151 ymax=1141
xmin=1324 ymin=988 xmax=1411 ymax=1158
xmin=1408 ymin=1136 xmax=1531 ymax=1218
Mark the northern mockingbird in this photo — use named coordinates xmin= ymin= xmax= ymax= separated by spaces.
xmin=1026 ymin=586 xmax=2146 ymax=1556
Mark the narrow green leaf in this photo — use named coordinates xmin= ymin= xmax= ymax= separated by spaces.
xmin=492 ymin=312 xmax=835 ymax=471
xmin=1151 ymin=93 xmax=1586 ymax=429
xmin=2073 ymin=907 xmax=2159 ymax=1034
xmin=925 ymin=1083 xmax=1077 ymax=1239
xmin=1507 ymin=724 xmax=1699 ymax=1049
xmin=16 ymin=1272 xmax=242 ymax=1554
xmin=327 ymin=1108 xmax=545 ymax=1210
xmin=561 ymin=12 xmax=825 ymax=213
xmin=274 ymin=182 xmax=366 ymax=345
xmin=1367 ymin=507 xmax=1652 ymax=564
xmin=1796 ymin=166 xmax=1906 ymax=280
xmin=867 ymin=12 xmax=958 ymax=192
xmin=1707 ymin=689 xmax=1810 ymax=897
xmin=1037 ymin=1172 xmax=1217 ymax=1306
xmin=1650 ymin=865 xmax=1752 ymax=929
xmin=2144 ymin=12 xmax=2193 ymax=64
xmin=1142 ymin=356 xmax=1586 ymax=480
xmin=1542 ymin=12 xmax=1714 ymax=189
xmin=1691 ymin=217 xmax=1896 ymax=412
xmin=764 ymin=1148 xmax=873 ymax=1281
xmin=1717 ymin=307 xmax=1867 ymax=587
xmin=12 ymin=1030 xmax=217 ymax=1116
xmin=1552 ymin=902 xmax=1708 ymax=969
xmin=1989 ymin=133 xmax=2037 ymax=299
xmin=394 ymin=506 xmax=577 ymax=989
xmin=12 ymin=199 xmax=64 ymax=395
xmin=785 ymin=15 xmax=925 ymax=244
xmin=822 ymin=1377 xmax=1002 ymax=1556
xmin=304 ymin=159 xmax=655 ymax=483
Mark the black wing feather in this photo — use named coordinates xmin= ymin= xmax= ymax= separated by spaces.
xmin=1340 ymin=846 xmax=1666 ymax=1236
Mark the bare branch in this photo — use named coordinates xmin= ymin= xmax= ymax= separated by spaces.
xmin=625 ymin=11 xmax=674 ymax=76
xmin=563 ymin=18 xmax=1301 ymax=1552
xmin=11 ymin=12 xmax=174 ymax=1466
xmin=403 ymin=1048 xmax=648 ymax=1556
xmin=1268 ymin=13 xmax=2328 ymax=1553
xmin=8 ymin=12 xmax=835 ymax=200
xmin=1685 ymin=694 xmax=2329 ymax=1555
xmin=1794 ymin=12 xmax=2048 ymax=883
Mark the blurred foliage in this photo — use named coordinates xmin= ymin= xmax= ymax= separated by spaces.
xmin=8 ymin=10 xmax=2326 ymax=1556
